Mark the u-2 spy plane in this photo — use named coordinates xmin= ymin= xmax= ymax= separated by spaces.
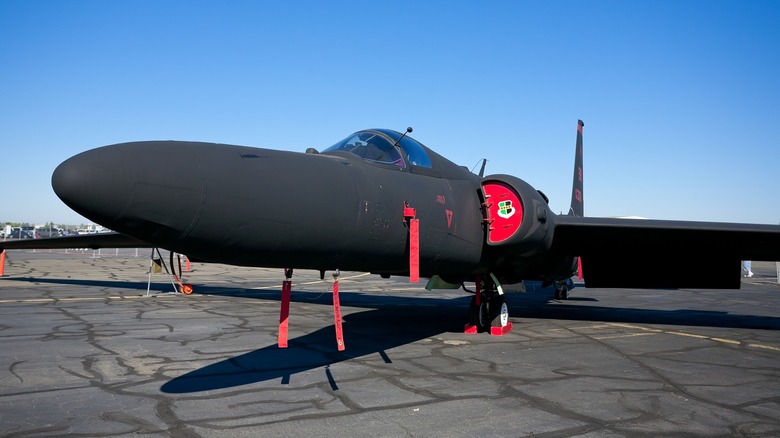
xmin=2 ymin=121 xmax=780 ymax=340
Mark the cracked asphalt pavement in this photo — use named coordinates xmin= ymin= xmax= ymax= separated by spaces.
xmin=1 ymin=250 xmax=779 ymax=437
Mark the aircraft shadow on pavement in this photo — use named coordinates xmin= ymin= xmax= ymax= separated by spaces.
xmin=160 ymin=301 xmax=466 ymax=393
xmin=161 ymin=286 xmax=780 ymax=394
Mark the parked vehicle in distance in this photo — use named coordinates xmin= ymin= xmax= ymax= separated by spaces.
xmin=4 ymin=227 xmax=33 ymax=239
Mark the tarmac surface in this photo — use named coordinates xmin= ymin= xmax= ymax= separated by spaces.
xmin=1 ymin=249 xmax=779 ymax=437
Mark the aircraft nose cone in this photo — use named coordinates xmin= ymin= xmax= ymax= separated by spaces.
xmin=52 ymin=146 xmax=133 ymax=224
xmin=53 ymin=141 xmax=207 ymax=243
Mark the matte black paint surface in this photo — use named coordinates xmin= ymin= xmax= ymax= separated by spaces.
xmin=47 ymin=137 xmax=494 ymax=280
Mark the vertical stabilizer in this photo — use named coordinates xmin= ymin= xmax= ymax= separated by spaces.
xmin=569 ymin=120 xmax=584 ymax=217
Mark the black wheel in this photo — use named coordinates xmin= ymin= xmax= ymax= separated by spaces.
xmin=469 ymin=295 xmax=490 ymax=331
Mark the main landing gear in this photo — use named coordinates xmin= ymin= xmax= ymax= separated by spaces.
xmin=553 ymin=278 xmax=574 ymax=300
xmin=465 ymin=274 xmax=513 ymax=336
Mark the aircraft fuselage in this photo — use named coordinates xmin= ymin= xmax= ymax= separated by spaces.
xmin=49 ymin=129 xmax=575 ymax=284
xmin=51 ymin=141 xmax=485 ymax=277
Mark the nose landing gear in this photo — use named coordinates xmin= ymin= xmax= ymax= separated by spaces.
xmin=465 ymin=274 xmax=513 ymax=336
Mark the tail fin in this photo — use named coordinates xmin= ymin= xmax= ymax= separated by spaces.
xmin=568 ymin=119 xmax=584 ymax=217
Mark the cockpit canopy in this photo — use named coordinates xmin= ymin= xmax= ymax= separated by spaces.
xmin=323 ymin=129 xmax=432 ymax=169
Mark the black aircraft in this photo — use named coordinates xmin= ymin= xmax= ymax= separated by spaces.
xmin=2 ymin=121 xmax=780 ymax=336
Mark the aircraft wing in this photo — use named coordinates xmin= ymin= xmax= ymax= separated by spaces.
xmin=552 ymin=216 xmax=780 ymax=289
xmin=0 ymin=232 xmax=151 ymax=251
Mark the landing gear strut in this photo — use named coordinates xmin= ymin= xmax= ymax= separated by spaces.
xmin=554 ymin=284 xmax=568 ymax=300
xmin=465 ymin=274 xmax=512 ymax=336
xmin=553 ymin=278 xmax=574 ymax=300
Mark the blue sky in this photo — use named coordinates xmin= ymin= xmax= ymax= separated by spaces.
xmin=2 ymin=1 xmax=779 ymax=225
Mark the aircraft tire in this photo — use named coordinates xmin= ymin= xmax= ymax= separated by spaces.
xmin=469 ymin=296 xmax=490 ymax=331
xmin=488 ymin=295 xmax=509 ymax=328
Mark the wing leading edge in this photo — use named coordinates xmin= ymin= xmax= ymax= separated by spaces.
xmin=0 ymin=232 xmax=151 ymax=251
xmin=552 ymin=215 xmax=780 ymax=289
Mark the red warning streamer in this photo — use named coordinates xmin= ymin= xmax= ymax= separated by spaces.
xmin=332 ymin=280 xmax=345 ymax=351
xmin=409 ymin=218 xmax=419 ymax=283
xmin=404 ymin=203 xmax=419 ymax=283
xmin=278 ymin=279 xmax=291 ymax=348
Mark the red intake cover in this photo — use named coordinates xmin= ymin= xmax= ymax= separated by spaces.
xmin=483 ymin=181 xmax=523 ymax=244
